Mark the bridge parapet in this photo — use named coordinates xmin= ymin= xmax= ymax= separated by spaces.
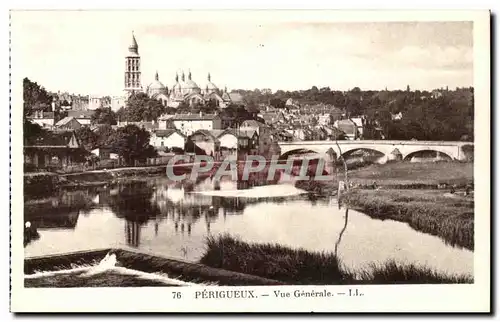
xmin=277 ymin=140 xmax=473 ymax=161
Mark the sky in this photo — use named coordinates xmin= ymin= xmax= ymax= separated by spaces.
xmin=11 ymin=11 xmax=474 ymax=96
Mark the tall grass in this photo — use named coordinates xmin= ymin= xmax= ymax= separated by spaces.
xmin=356 ymin=260 xmax=473 ymax=284
xmin=199 ymin=234 xmax=353 ymax=285
xmin=342 ymin=189 xmax=474 ymax=250
xmin=199 ymin=235 xmax=473 ymax=285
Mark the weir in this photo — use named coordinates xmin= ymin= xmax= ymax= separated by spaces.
xmin=24 ymin=248 xmax=284 ymax=287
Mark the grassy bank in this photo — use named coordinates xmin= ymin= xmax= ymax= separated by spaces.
xmin=295 ymin=161 xmax=473 ymax=195
xmin=200 ymin=234 xmax=351 ymax=285
xmin=342 ymin=189 xmax=474 ymax=250
xmin=199 ymin=235 xmax=473 ymax=285
xmin=347 ymin=161 xmax=473 ymax=188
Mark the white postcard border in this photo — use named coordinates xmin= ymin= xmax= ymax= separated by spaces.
xmin=9 ymin=9 xmax=491 ymax=313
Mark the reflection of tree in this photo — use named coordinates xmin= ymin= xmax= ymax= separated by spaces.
xmin=109 ymin=182 xmax=160 ymax=224
xmin=108 ymin=182 xmax=160 ymax=247
xmin=24 ymin=190 xmax=95 ymax=231
xmin=334 ymin=208 xmax=349 ymax=257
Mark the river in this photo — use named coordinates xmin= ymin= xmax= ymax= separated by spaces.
xmin=24 ymin=176 xmax=473 ymax=276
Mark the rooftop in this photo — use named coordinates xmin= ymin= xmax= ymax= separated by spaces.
xmin=171 ymin=113 xmax=220 ymax=121
xmin=67 ymin=110 xmax=95 ymax=119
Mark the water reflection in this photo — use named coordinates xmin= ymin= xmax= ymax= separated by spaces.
xmin=24 ymin=177 xmax=473 ymax=277
xmin=335 ymin=208 xmax=349 ymax=257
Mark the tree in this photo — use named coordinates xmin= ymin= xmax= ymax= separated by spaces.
xmin=94 ymin=124 xmax=116 ymax=148
xmin=123 ymin=92 xmax=166 ymax=122
xmin=75 ymin=127 xmax=98 ymax=151
xmin=23 ymin=119 xmax=46 ymax=145
xmin=91 ymin=107 xmax=117 ymax=125
xmin=23 ymin=77 xmax=52 ymax=117
xmin=310 ymin=116 xmax=318 ymax=126
xmin=108 ymin=125 xmax=156 ymax=165
xmin=270 ymin=98 xmax=286 ymax=109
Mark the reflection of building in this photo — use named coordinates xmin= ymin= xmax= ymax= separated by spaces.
xmin=125 ymin=220 xmax=141 ymax=247
xmin=29 ymin=211 xmax=80 ymax=230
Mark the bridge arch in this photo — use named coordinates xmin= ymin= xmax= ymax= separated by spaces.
xmin=279 ymin=148 xmax=325 ymax=161
xmin=340 ymin=147 xmax=386 ymax=160
xmin=403 ymin=149 xmax=453 ymax=162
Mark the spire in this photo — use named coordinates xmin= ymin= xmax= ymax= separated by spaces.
xmin=175 ymin=72 xmax=179 ymax=82
xmin=188 ymin=69 xmax=192 ymax=80
xmin=181 ymin=71 xmax=185 ymax=82
xmin=208 ymin=72 xmax=211 ymax=82
xmin=155 ymin=71 xmax=159 ymax=81
xmin=128 ymin=31 xmax=139 ymax=54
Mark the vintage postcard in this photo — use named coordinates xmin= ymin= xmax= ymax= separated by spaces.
xmin=10 ymin=10 xmax=490 ymax=313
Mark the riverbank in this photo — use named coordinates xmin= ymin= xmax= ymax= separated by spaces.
xmin=295 ymin=162 xmax=474 ymax=250
xmin=199 ymin=235 xmax=473 ymax=284
xmin=342 ymin=189 xmax=474 ymax=250
xmin=24 ymin=165 xmax=179 ymax=198
xmin=347 ymin=161 xmax=473 ymax=188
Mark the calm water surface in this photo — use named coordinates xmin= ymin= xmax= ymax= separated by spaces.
xmin=24 ymin=176 xmax=473 ymax=276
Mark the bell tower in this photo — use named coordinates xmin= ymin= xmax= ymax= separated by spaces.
xmin=124 ymin=32 xmax=142 ymax=96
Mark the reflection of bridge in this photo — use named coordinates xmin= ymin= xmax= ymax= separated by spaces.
xmin=278 ymin=140 xmax=473 ymax=161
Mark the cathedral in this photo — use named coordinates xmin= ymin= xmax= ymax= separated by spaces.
xmin=124 ymin=33 xmax=234 ymax=109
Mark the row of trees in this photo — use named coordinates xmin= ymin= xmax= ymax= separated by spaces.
xmin=75 ymin=124 xmax=156 ymax=165
xmin=234 ymin=86 xmax=474 ymax=141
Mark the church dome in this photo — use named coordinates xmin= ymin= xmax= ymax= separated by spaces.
xmin=183 ymin=71 xmax=200 ymax=90
xmin=184 ymin=79 xmax=200 ymax=90
xmin=179 ymin=71 xmax=200 ymax=94
xmin=147 ymin=72 xmax=166 ymax=96
xmin=205 ymin=73 xmax=218 ymax=92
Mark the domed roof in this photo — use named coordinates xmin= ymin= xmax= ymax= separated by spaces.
xmin=183 ymin=71 xmax=200 ymax=90
xmin=184 ymin=79 xmax=200 ymax=90
xmin=148 ymin=72 xmax=166 ymax=95
xmin=205 ymin=73 xmax=218 ymax=91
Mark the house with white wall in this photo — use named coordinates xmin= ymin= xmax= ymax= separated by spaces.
xmin=149 ymin=129 xmax=186 ymax=151
xmin=172 ymin=113 xmax=222 ymax=136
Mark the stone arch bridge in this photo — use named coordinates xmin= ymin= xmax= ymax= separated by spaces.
xmin=278 ymin=140 xmax=473 ymax=162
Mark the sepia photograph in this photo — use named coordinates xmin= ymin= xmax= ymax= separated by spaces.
xmin=10 ymin=9 xmax=490 ymax=312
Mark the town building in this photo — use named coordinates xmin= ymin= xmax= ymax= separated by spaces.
xmin=149 ymin=129 xmax=186 ymax=151
xmin=350 ymin=117 xmax=365 ymax=138
xmin=54 ymin=116 xmax=82 ymax=131
xmin=67 ymin=110 xmax=95 ymax=126
xmin=116 ymin=121 xmax=159 ymax=133
xmin=189 ymin=130 xmax=221 ymax=157
xmin=27 ymin=110 xmax=55 ymax=128
xmin=124 ymin=32 xmax=143 ymax=97
xmin=24 ymin=131 xmax=85 ymax=170
xmin=239 ymin=120 xmax=273 ymax=156
xmin=91 ymin=147 xmax=113 ymax=160
xmin=171 ymin=113 xmax=222 ymax=136
xmin=334 ymin=119 xmax=360 ymax=140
